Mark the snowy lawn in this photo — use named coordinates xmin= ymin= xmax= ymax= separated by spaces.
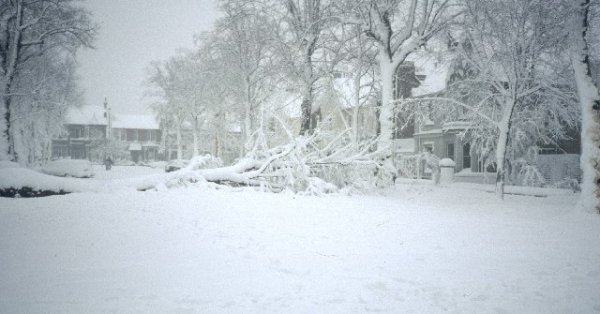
xmin=1 ymin=178 xmax=599 ymax=313
xmin=90 ymin=165 xmax=164 ymax=180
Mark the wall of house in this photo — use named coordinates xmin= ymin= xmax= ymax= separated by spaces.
xmin=113 ymin=128 xmax=161 ymax=143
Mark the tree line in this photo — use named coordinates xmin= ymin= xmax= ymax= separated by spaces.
xmin=0 ymin=0 xmax=597 ymax=208
xmin=0 ymin=0 xmax=96 ymax=164
xmin=145 ymin=0 xmax=598 ymax=206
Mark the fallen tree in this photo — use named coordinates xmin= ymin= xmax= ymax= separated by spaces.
xmin=0 ymin=134 xmax=388 ymax=198
xmin=1 ymin=111 xmax=397 ymax=197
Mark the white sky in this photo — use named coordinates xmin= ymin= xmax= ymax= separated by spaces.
xmin=77 ymin=0 xmax=218 ymax=114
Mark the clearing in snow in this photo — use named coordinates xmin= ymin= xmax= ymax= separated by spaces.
xmin=0 ymin=166 xmax=599 ymax=313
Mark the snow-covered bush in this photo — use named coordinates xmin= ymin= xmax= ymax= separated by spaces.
xmin=185 ymin=154 xmax=224 ymax=171
xmin=518 ymin=163 xmax=545 ymax=187
xmin=396 ymin=154 xmax=419 ymax=178
xmin=512 ymin=147 xmax=545 ymax=187
xmin=552 ymin=178 xmax=581 ymax=192
xmin=439 ymin=158 xmax=456 ymax=167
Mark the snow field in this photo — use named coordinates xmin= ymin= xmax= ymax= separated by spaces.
xmin=0 ymin=182 xmax=599 ymax=313
xmin=89 ymin=164 xmax=164 ymax=180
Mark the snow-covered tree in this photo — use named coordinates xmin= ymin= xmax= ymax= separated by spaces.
xmin=412 ymin=0 xmax=579 ymax=199
xmin=276 ymin=0 xmax=330 ymax=135
xmin=211 ymin=0 xmax=278 ymax=155
xmin=331 ymin=23 xmax=379 ymax=152
xmin=340 ymin=0 xmax=460 ymax=155
xmin=0 ymin=0 xmax=96 ymax=161
xmin=570 ymin=0 xmax=600 ymax=212
xmin=146 ymin=58 xmax=189 ymax=160
xmin=12 ymin=55 xmax=81 ymax=165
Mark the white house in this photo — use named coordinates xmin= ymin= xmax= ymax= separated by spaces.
xmin=52 ymin=105 xmax=161 ymax=163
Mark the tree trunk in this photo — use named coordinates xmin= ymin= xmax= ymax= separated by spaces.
xmin=352 ymin=66 xmax=361 ymax=152
xmin=378 ymin=58 xmax=396 ymax=154
xmin=0 ymin=1 xmax=24 ymax=162
xmin=495 ymin=122 xmax=510 ymax=200
xmin=214 ymin=132 xmax=220 ymax=159
xmin=495 ymin=103 xmax=515 ymax=200
xmin=192 ymin=116 xmax=200 ymax=157
xmin=176 ymin=123 xmax=183 ymax=160
xmin=0 ymin=87 xmax=12 ymax=162
xmin=160 ymin=120 xmax=168 ymax=160
xmin=243 ymin=101 xmax=252 ymax=157
xmin=299 ymin=97 xmax=313 ymax=135
xmin=299 ymin=50 xmax=316 ymax=135
xmin=571 ymin=0 xmax=600 ymax=212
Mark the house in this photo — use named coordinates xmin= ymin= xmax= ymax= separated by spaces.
xmin=318 ymin=49 xmax=580 ymax=184
xmin=51 ymin=106 xmax=108 ymax=160
xmin=400 ymin=52 xmax=581 ymax=183
xmin=111 ymin=114 xmax=161 ymax=162
xmin=52 ymin=105 xmax=162 ymax=163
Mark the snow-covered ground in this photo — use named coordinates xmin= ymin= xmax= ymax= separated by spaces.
xmin=90 ymin=164 xmax=164 ymax=180
xmin=1 ymin=168 xmax=599 ymax=313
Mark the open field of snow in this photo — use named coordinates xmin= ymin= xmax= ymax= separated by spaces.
xmin=1 ymin=167 xmax=599 ymax=313
xmin=90 ymin=165 xmax=164 ymax=180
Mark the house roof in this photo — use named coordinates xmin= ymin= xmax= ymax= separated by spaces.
xmin=64 ymin=106 xmax=160 ymax=130
xmin=112 ymin=114 xmax=159 ymax=130
xmin=409 ymin=52 xmax=451 ymax=97
xmin=65 ymin=105 xmax=107 ymax=125
xmin=442 ymin=121 xmax=472 ymax=132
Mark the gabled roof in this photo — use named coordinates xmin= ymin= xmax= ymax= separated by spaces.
xmin=112 ymin=114 xmax=159 ymax=130
xmin=64 ymin=106 xmax=160 ymax=130
xmin=65 ymin=105 xmax=107 ymax=125
xmin=408 ymin=52 xmax=451 ymax=97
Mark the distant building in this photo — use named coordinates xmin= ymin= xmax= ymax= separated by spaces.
xmin=319 ymin=51 xmax=580 ymax=184
xmin=111 ymin=114 xmax=161 ymax=162
xmin=51 ymin=106 xmax=107 ymax=160
xmin=51 ymin=105 xmax=161 ymax=163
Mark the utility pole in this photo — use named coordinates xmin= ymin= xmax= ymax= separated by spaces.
xmin=103 ymin=98 xmax=112 ymax=163
xmin=104 ymin=97 xmax=112 ymax=139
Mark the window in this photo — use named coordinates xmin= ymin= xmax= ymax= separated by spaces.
xmin=394 ymin=115 xmax=414 ymax=139
xmin=447 ymin=143 xmax=455 ymax=160
xmin=463 ymin=143 xmax=471 ymax=169
xmin=127 ymin=129 xmax=136 ymax=141
xmin=69 ymin=126 xmax=84 ymax=138
xmin=423 ymin=143 xmax=434 ymax=153
xmin=138 ymin=129 xmax=149 ymax=142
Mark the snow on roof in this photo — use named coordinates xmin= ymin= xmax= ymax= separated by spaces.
xmin=65 ymin=106 xmax=160 ymax=130
xmin=442 ymin=121 xmax=472 ymax=131
xmin=414 ymin=128 xmax=443 ymax=136
xmin=409 ymin=52 xmax=451 ymax=97
xmin=112 ymin=114 xmax=159 ymax=130
xmin=65 ymin=105 xmax=107 ymax=125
